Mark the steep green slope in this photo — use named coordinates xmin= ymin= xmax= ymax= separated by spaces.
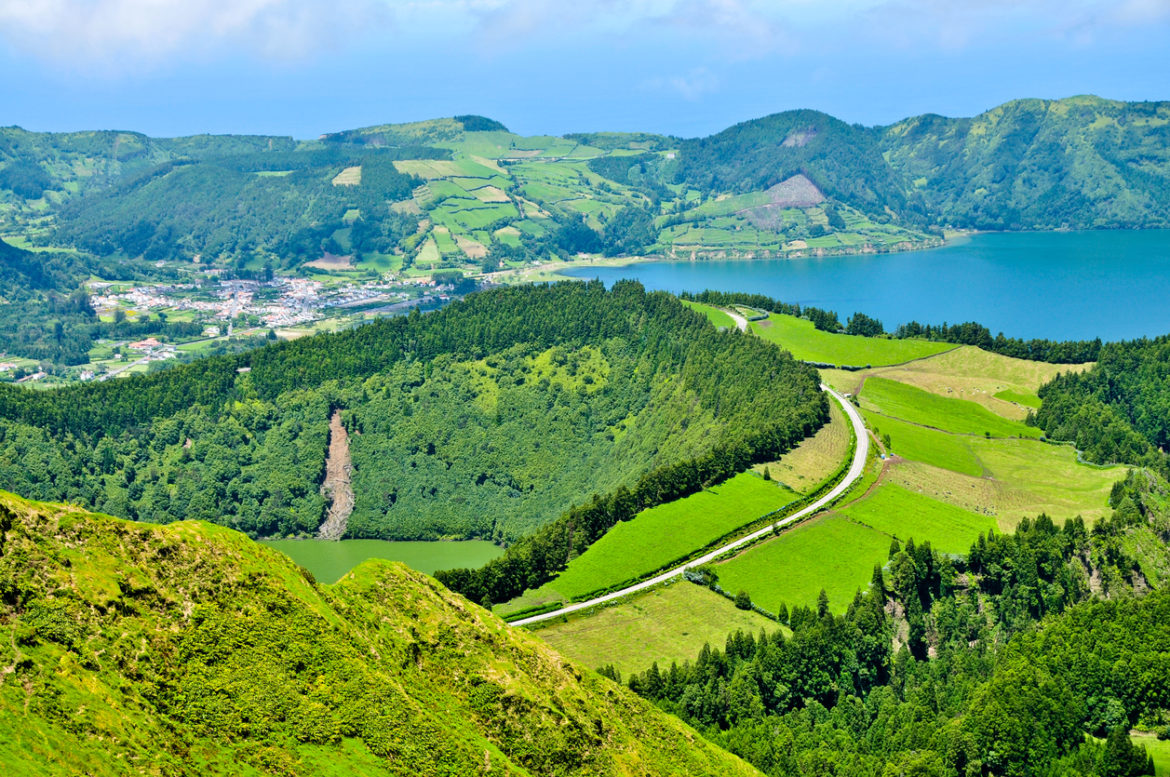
xmin=882 ymin=95 xmax=1170 ymax=229
xmin=0 ymin=492 xmax=759 ymax=776
xmin=0 ymin=282 xmax=827 ymax=542
xmin=673 ymin=109 xmax=917 ymax=221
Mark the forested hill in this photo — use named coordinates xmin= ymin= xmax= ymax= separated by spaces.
xmin=1034 ymin=335 xmax=1170 ymax=471
xmin=0 ymin=491 xmax=760 ymax=776
xmin=0 ymin=281 xmax=826 ymax=543
xmin=672 ymin=109 xmax=916 ymax=221
xmin=881 ymin=95 xmax=1170 ymax=230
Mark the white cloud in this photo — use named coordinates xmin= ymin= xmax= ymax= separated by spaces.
xmin=0 ymin=0 xmax=387 ymax=71
xmin=1 ymin=0 xmax=1164 ymax=73
xmin=642 ymin=66 xmax=720 ymax=100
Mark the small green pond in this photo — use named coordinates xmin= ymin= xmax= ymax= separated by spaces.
xmin=260 ymin=539 xmax=503 ymax=584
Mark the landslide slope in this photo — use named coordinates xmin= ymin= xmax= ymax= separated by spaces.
xmin=0 ymin=492 xmax=760 ymax=776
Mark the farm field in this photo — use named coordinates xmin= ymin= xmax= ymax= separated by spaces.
xmin=839 ymin=482 xmax=996 ymax=553
xmin=531 ymin=580 xmax=777 ymax=676
xmin=682 ymin=300 xmax=736 ymax=330
xmin=860 ymin=376 xmax=1042 ymax=438
xmin=866 ymin=345 xmax=1087 ymax=419
xmin=750 ymin=313 xmax=955 ymax=367
xmin=536 ymin=471 xmax=797 ymax=601
xmin=715 ymin=515 xmax=893 ymax=615
xmin=756 ymin=398 xmax=851 ymax=493
xmin=864 ymin=410 xmax=984 ymax=476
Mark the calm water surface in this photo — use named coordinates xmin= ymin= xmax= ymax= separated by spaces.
xmin=563 ymin=230 xmax=1170 ymax=341
xmin=260 ymin=539 xmax=503 ymax=584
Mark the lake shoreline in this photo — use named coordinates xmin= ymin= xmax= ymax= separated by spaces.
xmin=547 ymin=229 xmax=1170 ymax=342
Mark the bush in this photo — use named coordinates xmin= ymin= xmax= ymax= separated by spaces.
xmin=734 ymin=590 xmax=752 ymax=610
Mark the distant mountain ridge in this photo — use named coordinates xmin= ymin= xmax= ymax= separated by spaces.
xmin=0 ymin=94 xmax=1166 ymax=271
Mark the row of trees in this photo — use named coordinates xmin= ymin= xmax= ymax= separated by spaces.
xmin=622 ymin=470 xmax=1170 ymax=776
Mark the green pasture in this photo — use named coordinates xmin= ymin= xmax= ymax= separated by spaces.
xmin=715 ymin=515 xmax=892 ymax=615
xmin=841 ymin=483 xmax=996 ymax=553
xmin=541 ymin=471 xmax=796 ymax=601
xmin=750 ymin=313 xmax=955 ymax=367
xmin=864 ymin=410 xmax=983 ymax=476
xmin=861 ymin=376 xmax=1041 ymax=438
xmin=682 ymin=300 xmax=736 ymax=330
xmin=994 ymin=388 xmax=1042 ymax=408
xmin=532 ymin=580 xmax=778 ymax=677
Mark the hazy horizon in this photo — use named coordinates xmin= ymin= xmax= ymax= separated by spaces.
xmin=1 ymin=1 xmax=1168 ymax=139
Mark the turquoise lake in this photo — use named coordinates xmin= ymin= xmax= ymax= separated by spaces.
xmin=563 ymin=230 xmax=1170 ymax=341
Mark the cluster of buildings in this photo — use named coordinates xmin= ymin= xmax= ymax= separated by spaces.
xmin=88 ymin=277 xmax=409 ymax=329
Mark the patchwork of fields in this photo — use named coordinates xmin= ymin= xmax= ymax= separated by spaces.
xmin=528 ymin=316 xmax=1127 ymax=673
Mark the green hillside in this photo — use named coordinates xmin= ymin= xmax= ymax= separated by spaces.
xmin=7 ymin=96 xmax=1164 ymax=278
xmin=0 ymin=491 xmax=759 ymax=776
xmin=0 ymin=282 xmax=827 ymax=544
xmin=881 ymin=95 xmax=1170 ymax=229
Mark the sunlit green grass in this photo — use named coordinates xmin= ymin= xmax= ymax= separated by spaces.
xmin=750 ymin=313 xmax=954 ymax=367
xmin=682 ymin=301 xmax=736 ymax=330
xmin=841 ymin=483 xmax=996 ymax=553
xmin=862 ymin=376 xmax=1041 ymax=438
xmin=543 ymin=471 xmax=796 ymax=600
xmin=716 ymin=515 xmax=892 ymax=614
xmin=864 ymin=410 xmax=983 ymax=476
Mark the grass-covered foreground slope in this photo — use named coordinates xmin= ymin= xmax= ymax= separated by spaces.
xmin=0 ymin=281 xmax=827 ymax=543
xmin=0 ymin=493 xmax=759 ymax=777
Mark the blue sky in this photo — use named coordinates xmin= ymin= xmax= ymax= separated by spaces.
xmin=1 ymin=0 xmax=1168 ymax=139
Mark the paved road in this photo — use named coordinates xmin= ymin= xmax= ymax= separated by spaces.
xmin=512 ymin=384 xmax=869 ymax=626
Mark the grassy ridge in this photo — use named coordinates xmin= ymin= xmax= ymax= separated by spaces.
xmin=750 ymin=313 xmax=954 ymax=367
xmin=0 ymin=492 xmax=760 ymax=776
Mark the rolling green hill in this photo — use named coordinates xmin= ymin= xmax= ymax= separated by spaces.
xmin=0 ymin=282 xmax=827 ymax=545
xmin=0 ymin=491 xmax=759 ymax=776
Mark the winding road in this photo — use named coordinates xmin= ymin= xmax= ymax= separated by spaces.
xmin=512 ymin=383 xmax=869 ymax=627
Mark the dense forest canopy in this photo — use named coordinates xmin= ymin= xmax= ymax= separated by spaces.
xmin=1035 ymin=336 xmax=1170 ymax=472
xmin=0 ymin=281 xmax=827 ymax=544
